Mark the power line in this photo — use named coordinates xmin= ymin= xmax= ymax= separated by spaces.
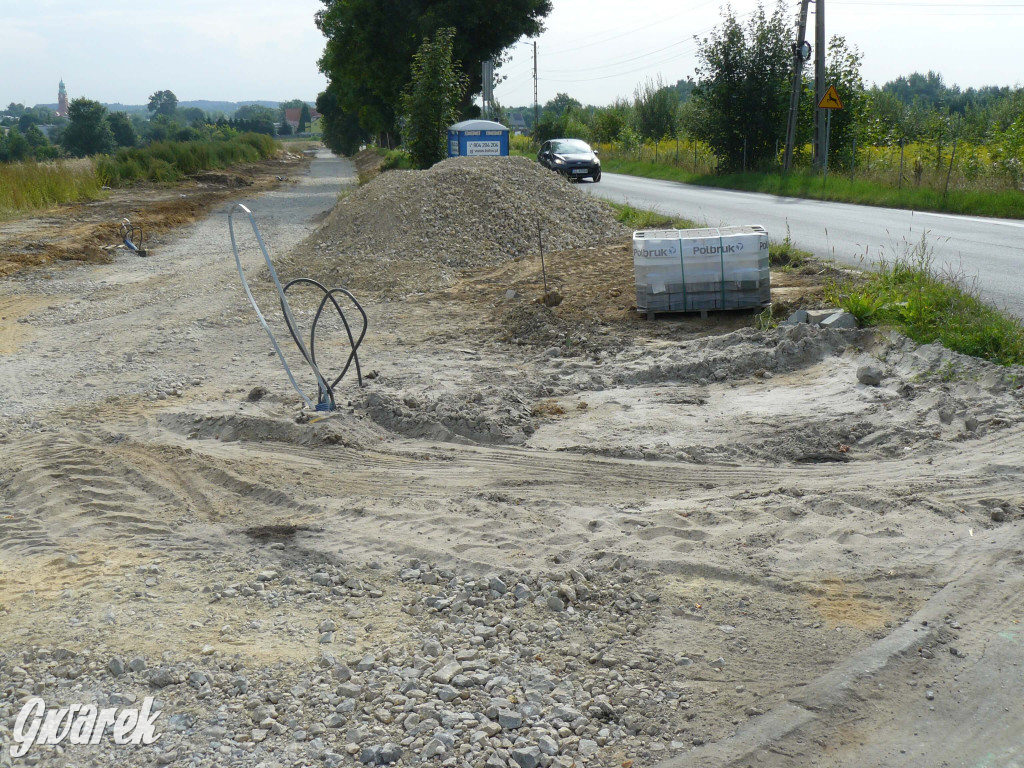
xmin=542 ymin=39 xmax=693 ymax=74
xmin=833 ymin=1 xmax=1022 ymax=5
xmin=527 ymin=3 xmax=790 ymax=80
xmin=547 ymin=0 xmax=716 ymax=55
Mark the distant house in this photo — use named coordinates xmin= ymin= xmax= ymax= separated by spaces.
xmin=284 ymin=107 xmax=320 ymax=131
xmin=509 ymin=112 xmax=528 ymax=135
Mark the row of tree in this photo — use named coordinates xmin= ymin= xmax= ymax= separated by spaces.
xmin=1 ymin=91 xmax=318 ymax=163
xmin=313 ymin=0 xmax=1024 ymax=180
xmin=315 ymin=0 xmax=552 ymax=156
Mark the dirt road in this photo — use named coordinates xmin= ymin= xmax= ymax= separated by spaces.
xmin=0 ymin=151 xmax=1022 ymax=767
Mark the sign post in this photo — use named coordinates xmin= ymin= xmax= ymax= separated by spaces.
xmin=817 ymin=85 xmax=843 ymax=181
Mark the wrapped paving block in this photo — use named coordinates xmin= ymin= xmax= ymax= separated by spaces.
xmin=633 ymin=225 xmax=771 ymax=313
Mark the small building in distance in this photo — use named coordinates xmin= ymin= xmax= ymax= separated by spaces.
xmin=508 ymin=112 xmax=528 ymax=136
xmin=284 ymin=107 xmax=320 ymax=132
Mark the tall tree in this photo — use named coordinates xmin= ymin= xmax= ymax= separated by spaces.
xmin=298 ymin=103 xmax=312 ymax=133
xmin=315 ymin=89 xmax=368 ymax=155
xmin=107 ymin=111 xmax=137 ymax=147
xmin=232 ymin=105 xmax=278 ymax=136
xmin=543 ymin=93 xmax=582 ymax=119
xmin=316 ymin=0 xmax=551 ymax=144
xmin=634 ymin=76 xmax=677 ymax=143
xmin=148 ymin=90 xmax=179 ymax=118
xmin=2 ymin=127 xmax=32 ymax=162
xmin=62 ymin=98 xmax=115 ymax=157
xmin=401 ymin=27 xmax=468 ymax=168
xmin=795 ymin=36 xmax=865 ymax=167
xmin=690 ymin=1 xmax=791 ymax=171
xmin=591 ymin=99 xmax=632 ymax=146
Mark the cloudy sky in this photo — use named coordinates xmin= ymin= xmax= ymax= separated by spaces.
xmin=2 ymin=0 xmax=1021 ymax=110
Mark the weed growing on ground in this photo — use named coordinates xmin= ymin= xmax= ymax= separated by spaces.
xmin=755 ymin=304 xmax=779 ymax=330
xmin=609 ymin=201 xmax=699 ymax=230
xmin=769 ymin=224 xmax=812 ymax=270
xmin=825 ymin=234 xmax=1024 ymax=366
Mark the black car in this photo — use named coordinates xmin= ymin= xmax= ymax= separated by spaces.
xmin=537 ymin=138 xmax=601 ymax=182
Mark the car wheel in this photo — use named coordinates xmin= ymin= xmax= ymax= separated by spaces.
xmin=592 ymin=171 xmax=601 ymax=182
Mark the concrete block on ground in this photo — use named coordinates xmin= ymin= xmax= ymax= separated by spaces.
xmin=779 ymin=309 xmax=809 ymax=326
xmin=806 ymin=308 xmax=842 ymax=324
xmin=821 ymin=312 xmax=858 ymax=329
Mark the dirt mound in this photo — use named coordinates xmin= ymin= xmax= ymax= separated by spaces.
xmin=281 ymin=155 xmax=628 ymax=297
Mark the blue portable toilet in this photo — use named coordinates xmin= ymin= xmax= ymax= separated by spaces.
xmin=447 ymin=119 xmax=510 ymax=158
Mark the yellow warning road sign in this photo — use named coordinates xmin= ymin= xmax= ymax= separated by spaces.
xmin=818 ymin=85 xmax=843 ymax=110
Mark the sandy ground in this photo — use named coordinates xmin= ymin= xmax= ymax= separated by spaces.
xmin=1 ymin=152 xmax=1022 ymax=768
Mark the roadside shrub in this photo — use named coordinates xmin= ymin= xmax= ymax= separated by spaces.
xmin=510 ymin=134 xmax=535 ymax=156
xmin=379 ymin=149 xmax=412 ymax=171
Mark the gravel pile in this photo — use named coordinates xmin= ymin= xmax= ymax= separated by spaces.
xmin=284 ymin=156 xmax=628 ymax=297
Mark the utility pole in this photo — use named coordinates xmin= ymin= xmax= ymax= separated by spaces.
xmin=482 ymin=60 xmax=494 ymax=118
xmin=813 ymin=0 xmax=826 ymax=169
xmin=533 ymin=42 xmax=539 ymax=136
xmin=783 ymin=0 xmax=811 ymax=172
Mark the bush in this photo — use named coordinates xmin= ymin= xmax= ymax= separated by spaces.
xmin=510 ymin=134 xmax=536 ymax=156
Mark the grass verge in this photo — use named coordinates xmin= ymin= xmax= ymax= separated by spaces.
xmin=376 ymin=148 xmax=414 ymax=171
xmin=607 ymin=201 xmax=699 ymax=230
xmin=825 ymin=235 xmax=1024 ymax=366
xmin=601 ymin=158 xmax=1024 ymax=220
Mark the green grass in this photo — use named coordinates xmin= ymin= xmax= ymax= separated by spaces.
xmin=95 ymin=133 xmax=278 ymax=186
xmin=769 ymin=226 xmax=813 ymax=269
xmin=1 ymin=134 xmax=280 ymax=217
xmin=608 ymin=201 xmax=699 ymax=230
xmin=0 ymin=160 xmax=104 ymax=218
xmin=601 ymin=158 xmax=1024 ymax=220
xmin=376 ymin=148 xmax=413 ymax=171
xmin=825 ymin=234 xmax=1024 ymax=366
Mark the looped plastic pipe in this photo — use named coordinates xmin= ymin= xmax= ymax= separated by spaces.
xmin=228 ymin=203 xmax=332 ymax=410
xmin=280 ymin=278 xmax=367 ymax=411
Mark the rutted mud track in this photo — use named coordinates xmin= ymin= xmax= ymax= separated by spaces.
xmin=1 ymin=152 xmax=1022 ymax=767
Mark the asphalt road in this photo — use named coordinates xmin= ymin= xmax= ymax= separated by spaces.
xmin=582 ymin=172 xmax=1024 ymax=318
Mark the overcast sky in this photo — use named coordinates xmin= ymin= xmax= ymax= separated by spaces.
xmin=2 ymin=0 xmax=1022 ymax=110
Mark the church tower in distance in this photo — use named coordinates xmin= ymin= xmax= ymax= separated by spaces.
xmin=57 ymin=79 xmax=68 ymax=117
